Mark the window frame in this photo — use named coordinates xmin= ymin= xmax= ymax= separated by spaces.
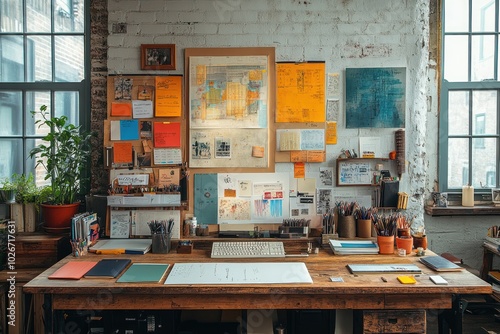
xmin=439 ymin=0 xmax=500 ymax=193
xmin=0 ymin=0 xmax=91 ymax=192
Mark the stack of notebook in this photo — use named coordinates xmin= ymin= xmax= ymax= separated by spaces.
xmin=329 ymin=239 xmax=379 ymax=255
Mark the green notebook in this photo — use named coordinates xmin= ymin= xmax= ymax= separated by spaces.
xmin=116 ymin=263 xmax=170 ymax=283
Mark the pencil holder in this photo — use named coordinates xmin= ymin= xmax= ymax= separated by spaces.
xmin=396 ymin=236 xmax=413 ymax=255
xmin=338 ymin=215 xmax=356 ymax=238
xmin=412 ymin=235 xmax=427 ymax=250
xmin=377 ymin=235 xmax=395 ymax=254
xmin=152 ymin=233 xmax=171 ymax=254
xmin=356 ymin=219 xmax=372 ymax=238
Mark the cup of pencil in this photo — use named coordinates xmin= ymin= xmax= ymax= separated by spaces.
xmin=149 ymin=220 xmax=172 ymax=254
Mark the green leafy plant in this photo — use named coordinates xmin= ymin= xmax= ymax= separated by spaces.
xmin=29 ymin=105 xmax=92 ymax=205
xmin=10 ymin=173 xmax=40 ymax=204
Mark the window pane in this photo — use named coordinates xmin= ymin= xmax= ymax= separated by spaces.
xmin=26 ymin=138 xmax=49 ymax=188
xmin=448 ymin=138 xmax=469 ymax=188
xmin=55 ymin=0 xmax=85 ymax=33
xmin=445 ymin=0 xmax=469 ymax=32
xmin=0 ymin=36 xmax=24 ymax=82
xmin=0 ymin=139 xmax=23 ymax=180
xmin=444 ymin=35 xmax=469 ymax=82
xmin=0 ymin=91 xmax=22 ymax=136
xmin=55 ymin=36 xmax=84 ymax=82
xmin=448 ymin=91 xmax=470 ymax=135
xmin=473 ymin=90 xmax=497 ymax=135
xmin=472 ymin=0 xmax=495 ymax=32
xmin=26 ymin=0 xmax=51 ymax=33
xmin=472 ymin=35 xmax=495 ymax=81
xmin=472 ymin=138 xmax=497 ymax=188
xmin=26 ymin=91 xmax=51 ymax=136
xmin=1 ymin=0 xmax=23 ymax=32
xmin=55 ymin=91 xmax=79 ymax=125
xmin=27 ymin=36 xmax=52 ymax=82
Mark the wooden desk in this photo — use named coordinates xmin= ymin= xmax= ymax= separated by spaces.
xmin=23 ymin=244 xmax=491 ymax=334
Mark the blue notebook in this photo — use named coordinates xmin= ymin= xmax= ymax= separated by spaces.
xmin=117 ymin=263 xmax=170 ymax=283
xmin=84 ymin=259 xmax=131 ymax=278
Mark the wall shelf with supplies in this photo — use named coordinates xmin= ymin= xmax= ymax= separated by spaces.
xmin=336 ymin=158 xmax=394 ymax=187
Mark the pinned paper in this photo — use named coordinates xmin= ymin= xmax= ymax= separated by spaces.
xmin=111 ymin=102 xmax=132 ymax=117
xmin=132 ymin=100 xmax=153 ymax=118
xmin=224 ymin=189 xmax=236 ymax=197
xmin=110 ymin=120 xmax=139 ymax=141
xmin=326 ymin=121 xmax=337 ymax=145
xmin=155 ymin=76 xmax=182 ymax=117
xmin=153 ymin=122 xmax=181 ymax=148
xmin=113 ymin=142 xmax=133 ymax=164
xmin=252 ymin=146 xmax=265 ymax=158
xmin=294 ymin=162 xmax=305 ymax=178
xmin=158 ymin=168 xmax=180 ymax=187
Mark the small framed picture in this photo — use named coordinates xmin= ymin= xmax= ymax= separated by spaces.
xmin=492 ymin=188 xmax=500 ymax=206
xmin=140 ymin=44 xmax=176 ymax=70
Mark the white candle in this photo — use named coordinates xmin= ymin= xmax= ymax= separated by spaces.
xmin=462 ymin=185 xmax=474 ymax=207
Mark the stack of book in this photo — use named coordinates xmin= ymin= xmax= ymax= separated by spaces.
xmin=484 ymin=236 xmax=500 ymax=252
xmin=329 ymin=239 xmax=379 ymax=255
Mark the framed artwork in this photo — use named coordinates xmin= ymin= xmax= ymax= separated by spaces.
xmin=185 ymin=47 xmax=276 ymax=171
xmin=141 ymin=44 xmax=176 ymax=70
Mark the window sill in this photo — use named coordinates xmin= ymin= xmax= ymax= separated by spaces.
xmin=425 ymin=205 xmax=500 ymax=216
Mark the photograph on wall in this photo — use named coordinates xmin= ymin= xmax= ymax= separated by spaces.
xmin=215 ymin=137 xmax=231 ymax=159
xmin=345 ymin=67 xmax=406 ymax=128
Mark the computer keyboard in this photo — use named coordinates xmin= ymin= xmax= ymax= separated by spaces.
xmin=211 ymin=241 xmax=286 ymax=258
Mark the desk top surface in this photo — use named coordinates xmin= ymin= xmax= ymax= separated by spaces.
xmin=22 ymin=244 xmax=491 ymax=297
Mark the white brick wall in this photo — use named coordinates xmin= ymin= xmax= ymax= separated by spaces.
xmin=106 ymin=1 xmax=485 ymax=270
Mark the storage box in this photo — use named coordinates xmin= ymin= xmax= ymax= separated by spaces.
xmin=362 ymin=310 xmax=426 ymax=334
xmin=15 ymin=233 xmax=71 ymax=268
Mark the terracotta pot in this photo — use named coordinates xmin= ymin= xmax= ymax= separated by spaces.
xmin=396 ymin=236 xmax=413 ymax=255
xmin=42 ymin=203 xmax=80 ymax=233
xmin=377 ymin=235 xmax=395 ymax=255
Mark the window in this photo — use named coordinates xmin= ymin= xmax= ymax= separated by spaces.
xmin=0 ymin=0 xmax=89 ymax=188
xmin=440 ymin=0 xmax=500 ymax=192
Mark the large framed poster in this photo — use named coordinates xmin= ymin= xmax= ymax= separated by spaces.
xmin=185 ymin=47 xmax=275 ymax=171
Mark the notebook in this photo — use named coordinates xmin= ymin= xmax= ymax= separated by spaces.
xmin=84 ymin=259 xmax=131 ymax=278
xmin=48 ymin=261 xmax=98 ymax=280
xmin=419 ymin=256 xmax=464 ymax=272
xmin=89 ymin=239 xmax=152 ymax=254
xmin=117 ymin=263 xmax=170 ymax=283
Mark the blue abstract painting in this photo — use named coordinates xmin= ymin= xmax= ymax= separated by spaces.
xmin=345 ymin=67 xmax=406 ymax=128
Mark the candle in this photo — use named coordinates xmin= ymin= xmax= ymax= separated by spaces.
xmin=462 ymin=185 xmax=474 ymax=207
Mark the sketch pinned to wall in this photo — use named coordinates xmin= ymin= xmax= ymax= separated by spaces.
xmin=319 ymin=167 xmax=334 ymax=187
xmin=345 ymin=67 xmax=406 ymax=128
xmin=215 ymin=137 xmax=231 ymax=158
xmin=326 ymin=100 xmax=339 ymax=122
xmin=217 ymin=173 xmax=289 ymax=224
xmin=316 ymin=188 xmax=333 ymax=215
xmin=327 ymin=73 xmax=340 ymax=98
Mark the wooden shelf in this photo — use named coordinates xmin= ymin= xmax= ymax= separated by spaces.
xmin=425 ymin=205 xmax=500 ymax=216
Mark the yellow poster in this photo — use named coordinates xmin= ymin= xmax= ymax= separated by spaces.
xmin=325 ymin=121 xmax=337 ymax=144
xmin=276 ymin=62 xmax=325 ymax=123
xmin=155 ymin=76 xmax=182 ymax=117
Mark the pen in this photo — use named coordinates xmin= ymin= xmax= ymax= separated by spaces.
xmin=381 ymin=276 xmax=387 ymax=282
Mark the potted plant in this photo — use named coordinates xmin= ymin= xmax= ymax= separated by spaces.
xmin=0 ymin=177 xmax=16 ymax=204
xmin=29 ymin=105 xmax=92 ymax=232
xmin=9 ymin=173 xmax=44 ymax=232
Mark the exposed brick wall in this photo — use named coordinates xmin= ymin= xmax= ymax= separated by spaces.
xmin=90 ymin=0 xmax=109 ymax=194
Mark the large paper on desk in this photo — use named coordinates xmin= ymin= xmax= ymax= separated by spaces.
xmin=164 ymin=262 xmax=313 ymax=285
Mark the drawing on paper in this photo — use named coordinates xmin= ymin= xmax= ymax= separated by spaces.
xmin=218 ymin=198 xmax=251 ymax=220
xmin=320 ymin=167 xmax=333 ymax=186
xmin=189 ymin=56 xmax=268 ymax=129
xmin=254 ymin=199 xmax=283 ymax=218
xmin=345 ymin=67 xmax=406 ymax=128
xmin=215 ymin=137 xmax=231 ymax=158
xmin=191 ymin=138 xmax=212 ymax=159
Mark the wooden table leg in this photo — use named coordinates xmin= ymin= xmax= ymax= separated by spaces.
xmin=481 ymin=247 xmax=494 ymax=281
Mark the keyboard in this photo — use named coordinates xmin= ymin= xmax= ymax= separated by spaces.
xmin=211 ymin=241 xmax=286 ymax=258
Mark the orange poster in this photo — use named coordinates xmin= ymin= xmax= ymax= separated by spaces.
xmin=153 ymin=122 xmax=181 ymax=148
xmin=155 ymin=76 xmax=182 ymax=117
xmin=276 ymin=62 xmax=325 ymax=123
xmin=113 ymin=142 xmax=133 ymax=164
xmin=325 ymin=121 xmax=337 ymax=144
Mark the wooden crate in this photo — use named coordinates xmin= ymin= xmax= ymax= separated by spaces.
xmin=363 ymin=310 xmax=426 ymax=334
xmin=15 ymin=233 xmax=71 ymax=268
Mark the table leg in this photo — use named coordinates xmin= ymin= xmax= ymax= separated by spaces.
xmin=481 ymin=248 xmax=494 ymax=281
